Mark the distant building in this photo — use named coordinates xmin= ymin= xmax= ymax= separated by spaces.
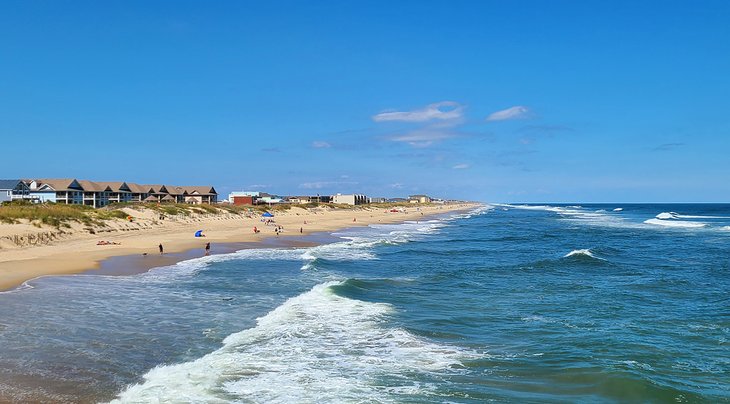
xmin=286 ymin=195 xmax=332 ymax=204
xmin=0 ymin=180 xmax=30 ymax=203
xmin=408 ymin=194 xmax=432 ymax=204
xmin=31 ymin=179 xmax=84 ymax=205
xmin=332 ymin=193 xmax=368 ymax=205
xmin=19 ymin=179 xmax=217 ymax=208
xmin=229 ymin=192 xmax=258 ymax=205
xmin=178 ymin=186 xmax=218 ymax=204
xmin=369 ymin=197 xmax=387 ymax=203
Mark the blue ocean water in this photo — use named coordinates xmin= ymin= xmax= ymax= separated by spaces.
xmin=0 ymin=204 xmax=729 ymax=403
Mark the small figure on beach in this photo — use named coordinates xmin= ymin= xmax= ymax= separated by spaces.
xmin=300 ymin=227 xmax=303 ymax=233
xmin=159 ymin=243 xmax=164 ymax=255
xmin=353 ymin=218 xmax=356 ymax=222
xmin=205 ymin=242 xmax=210 ymax=256
xmin=253 ymin=226 xmax=259 ymax=233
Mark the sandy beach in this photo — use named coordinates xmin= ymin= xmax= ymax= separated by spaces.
xmin=0 ymin=203 xmax=478 ymax=291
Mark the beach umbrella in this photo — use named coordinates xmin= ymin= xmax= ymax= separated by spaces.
xmin=262 ymin=212 xmax=274 ymax=217
xmin=194 ymin=230 xmax=204 ymax=237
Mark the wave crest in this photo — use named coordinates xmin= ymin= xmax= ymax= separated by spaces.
xmin=109 ymin=281 xmax=475 ymax=403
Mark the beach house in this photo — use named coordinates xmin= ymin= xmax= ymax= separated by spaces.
xmin=180 ymin=186 xmax=218 ymax=204
xmin=408 ymin=194 xmax=432 ymax=204
xmin=14 ymin=179 xmax=218 ymax=207
xmin=30 ymin=179 xmax=85 ymax=205
xmin=332 ymin=193 xmax=368 ymax=205
xmin=0 ymin=180 xmax=31 ymax=203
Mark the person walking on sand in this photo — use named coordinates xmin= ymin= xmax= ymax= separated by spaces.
xmin=159 ymin=243 xmax=164 ymax=255
xmin=205 ymin=242 xmax=211 ymax=256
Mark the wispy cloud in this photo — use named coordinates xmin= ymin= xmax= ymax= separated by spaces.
xmin=312 ymin=141 xmax=331 ymax=148
xmin=389 ymin=129 xmax=458 ymax=147
xmin=299 ymin=180 xmax=358 ymax=189
xmin=452 ymin=163 xmax=470 ymax=169
xmin=653 ymin=142 xmax=685 ymax=151
xmin=486 ymin=106 xmax=530 ymax=121
xmin=389 ymin=183 xmax=404 ymax=189
xmin=517 ymin=124 xmax=572 ymax=133
xmin=373 ymin=101 xmax=464 ymax=123
xmin=247 ymin=184 xmax=270 ymax=189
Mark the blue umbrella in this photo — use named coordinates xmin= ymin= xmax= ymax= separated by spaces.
xmin=194 ymin=230 xmax=204 ymax=237
xmin=262 ymin=212 xmax=274 ymax=217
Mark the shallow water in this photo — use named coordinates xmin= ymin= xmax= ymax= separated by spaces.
xmin=0 ymin=204 xmax=728 ymax=403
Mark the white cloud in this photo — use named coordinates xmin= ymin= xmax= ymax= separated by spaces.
xmin=299 ymin=181 xmax=357 ymax=189
xmin=486 ymin=106 xmax=530 ymax=121
xmin=247 ymin=184 xmax=270 ymax=189
xmin=389 ymin=183 xmax=404 ymax=189
xmin=312 ymin=141 xmax=331 ymax=148
xmin=373 ymin=101 xmax=464 ymax=123
xmin=389 ymin=129 xmax=457 ymax=147
xmin=452 ymin=163 xmax=470 ymax=169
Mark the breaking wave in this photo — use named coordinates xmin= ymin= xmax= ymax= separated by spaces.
xmin=109 ymin=281 xmax=475 ymax=403
xmin=644 ymin=219 xmax=707 ymax=228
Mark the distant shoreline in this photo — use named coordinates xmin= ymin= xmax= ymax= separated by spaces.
xmin=0 ymin=203 xmax=481 ymax=292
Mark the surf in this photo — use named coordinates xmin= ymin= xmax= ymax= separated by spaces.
xmin=109 ymin=281 xmax=475 ymax=403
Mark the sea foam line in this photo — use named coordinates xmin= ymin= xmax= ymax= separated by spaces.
xmin=109 ymin=281 xmax=475 ymax=403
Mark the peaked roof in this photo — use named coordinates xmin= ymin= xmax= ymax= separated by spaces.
xmin=143 ymin=185 xmax=166 ymax=193
xmin=35 ymin=179 xmax=83 ymax=191
xmin=143 ymin=195 xmax=158 ymax=202
xmin=164 ymin=186 xmax=184 ymax=196
xmin=180 ymin=186 xmax=217 ymax=195
xmin=0 ymin=180 xmax=21 ymax=189
xmin=126 ymin=183 xmax=154 ymax=194
xmin=77 ymin=180 xmax=113 ymax=192
xmin=94 ymin=182 xmax=131 ymax=192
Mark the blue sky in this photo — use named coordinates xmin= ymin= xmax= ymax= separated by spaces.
xmin=1 ymin=1 xmax=728 ymax=202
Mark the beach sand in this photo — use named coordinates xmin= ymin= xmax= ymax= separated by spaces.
xmin=0 ymin=203 xmax=479 ymax=291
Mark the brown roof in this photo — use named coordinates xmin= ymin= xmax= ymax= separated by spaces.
xmin=126 ymin=183 xmax=154 ymax=194
xmin=180 ymin=186 xmax=217 ymax=195
xmin=94 ymin=182 xmax=130 ymax=193
xmin=164 ymin=186 xmax=184 ymax=196
xmin=77 ymin=180 xmax=113 ymax=192
xmin=161 ymin=195 xmax=176 ymax=201
xmin=142 ymin=184 xmax=166 ymax=194
xmin=143 ymin=195 xmax=158 ymax=202
xmin=35 ymin=178 xmax=83 ymax=191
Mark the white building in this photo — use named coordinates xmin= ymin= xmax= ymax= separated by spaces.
xmin=332 ymin=193 xmax=368 ymax=205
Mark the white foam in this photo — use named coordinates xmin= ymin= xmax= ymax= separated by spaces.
xmin=140 ymin=217 xmax=454 ymax=277
xmin=563 ymin=249 xmax=603 ymax=260
xmin=109 ymin=281 xmax=475 ymax=403
xmin=613 ymin=208 xmax=623 ymax=212
xmin=643 ymin=218 xmax=707 ymax=228
xmin=657 ymin=211 xmax=730 ymax=220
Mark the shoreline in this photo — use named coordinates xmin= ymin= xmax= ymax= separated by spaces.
xmin=0 ymin=203 xmax=481 ymax=292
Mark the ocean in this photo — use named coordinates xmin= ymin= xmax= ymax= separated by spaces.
xmin=0 ymin=204 xmax=729 ymax=403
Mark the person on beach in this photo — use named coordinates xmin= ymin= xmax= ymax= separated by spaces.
xmin=159 ymin=243 xmax=164 ymax=255
xmin=205 ymin=242 xmax=210 ymax=256
xmin=300 ymin=227 xmax=303 ymax=233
